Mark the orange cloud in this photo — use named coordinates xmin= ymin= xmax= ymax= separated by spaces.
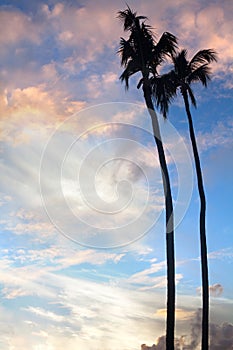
xmin=0 ymin=85 xmax=85 ymax=144
xmin=155 ymin=308 xmax=195 ymax=320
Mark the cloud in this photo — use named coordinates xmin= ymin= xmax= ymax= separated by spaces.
xmin=210 ymin=322 xmax=233 ymax=350
xmin=209 ymin=284 xmax=224 ymax=297
xmin=0 ymin=8 xmax=40 ymax=47
xmin=41 ymin=1 xmax=122 ymax=66
xmin=51 ymin=249 xmax=125 ymax=270
xmin=208 ymin=247 xmax=233 ymax=261
xmin=128 ymin=260 xmax=183 ymax=290
xmin=24 ymin=306 xmax=65 ymax=323
xmin=196 ymin=283 xmax=224 ymax=298
xmin=194 ymin=3 xmax=233 ymax=69
xmin=0 ymin=242 xmax=232 ymax=350
xmin=0 ymin=193 xmax=12 ymax=207
xmin=0 ymin=3 xmax=122 ymax=111
xmin=0 ymin=262 xmax=55 ymax=300
xmin=142 ymin=308 xmax=233 ymax=349
xmin=0 ymin=84 xmax=86 ymax=144
xmin=6 ymin=221 xmax=55 ymax=238
xmin=161 ymin=1 xmax=232 ymax=72
xmin=117 ymin=0 xmax=233 ymax=74
xmin=0 ymin=236 xmax=124 ymax=273
xmin=129 ymin=261 xmax=166 ymax=284
xmin=41 ymin=3 xmax=65 ymax=18
xmin=0 ymin=0 xmax=231 ymax=135
xmin=155 ymin=308 xmax=195 ymax=321
xmin=197 ymin=120 xmax=233 ymax=152
xmin=0 ymin=262 xmax=168 ymax=350
xmin=1 ymin=287 xmax=29 ymax=300
xmin=0 ymin=100 xmax=171 ymax=250
xmin=142 ymin=344 xmax=155 ymax=349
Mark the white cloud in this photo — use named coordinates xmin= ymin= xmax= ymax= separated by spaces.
xmin=0 ymin=245 xmax=232 ymax=349
xmin=129 ymin=261 xmax=165 ymax=284
xmin=208 ymin=247 xmax=233 ymax=261
xmin=0 ymin=262 xmax=167 ymax=349
xmin=128 ymin=259 xmax=183 ymax=290
xmin=25 ymin=306 xmax=65 ymax=323
xmin=197 ymin=120 xmax=233 ymax=152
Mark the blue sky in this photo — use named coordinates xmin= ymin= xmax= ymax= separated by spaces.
xmin=0 ymin=0 xmax=233 ymax=349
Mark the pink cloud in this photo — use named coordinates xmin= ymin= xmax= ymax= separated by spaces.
xmin=0 ymin=9 xmax=40 ymax=46
xmin=0 ymin=85 xmax=85 ymax=144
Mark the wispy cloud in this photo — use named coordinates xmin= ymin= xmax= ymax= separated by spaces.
xmin=208 ymin=247 xmax=233 ymax=261
xmin=197 ymin=120 xmax=233 ymax=152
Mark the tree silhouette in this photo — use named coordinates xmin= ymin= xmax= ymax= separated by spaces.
xmin=152 ymin=48 xmax=217 ymax=350
xmin=118 ymin=7 xmax=177 ymax=349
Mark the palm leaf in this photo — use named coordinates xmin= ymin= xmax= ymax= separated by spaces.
xmin=119 ymin=59 xmax=141 ymax=89
xmin=118 ymin=7 xmax=147 ymax=31
xmin=190 ymin=49 xmax=217 ymax=71
xmin=151 ymin=71 xmax=177 ymax=118
xmin=173 ymin=49 xmax=189 ymax=78
xmin=188 ymin=64 xmax=211 ymax=86
xmin=118 ymin=6 xmax=179 ymax=94
xmin=153 ymin=32 xmax=178 ymax=65
xmin=137 ymin=78 xmax=143 ymax=89
xmin=118 ymin=38 xmax=135 ymax=66
xmin=187 ymin=85 xmax=197 ymax=107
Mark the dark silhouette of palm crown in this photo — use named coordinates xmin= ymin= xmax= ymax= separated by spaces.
xmin=152 ymin=48 xmax=217 ymax=117
xmin=118 ymin=6 xmax=177 ymax=90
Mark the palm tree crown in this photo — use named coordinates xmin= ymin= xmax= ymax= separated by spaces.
xmin=118 ymin=6 xmax=177 ymax=89
xmin=152 ymin=49 xmax=217 ymax=117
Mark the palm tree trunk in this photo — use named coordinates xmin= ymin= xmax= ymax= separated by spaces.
xmin=143 ymin=84 xmax=175 ymax=350
xmin=182 ymin=90 xmax=209 ymax=350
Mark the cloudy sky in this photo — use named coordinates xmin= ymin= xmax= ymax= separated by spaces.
xmin=0 ymin=0 xmax=233 ymax=349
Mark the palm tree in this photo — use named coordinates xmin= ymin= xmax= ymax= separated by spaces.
xmin=118 ymin=7 xmax=177 ymax=349
xmin=152 ymin=48 xmax=217 ymax=350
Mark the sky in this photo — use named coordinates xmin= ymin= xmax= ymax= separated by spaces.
xmin=0 ymin=0 xmax=233 ymax=349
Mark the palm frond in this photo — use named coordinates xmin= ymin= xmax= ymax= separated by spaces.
xmin=153 ymin=32 xmax=178 ymax=65
xmin=173 ymin=49 xmax=189 ymax=78
xmin=129 ymin=23 xmax=154 ymax=53
xmin=187 ymin=85 xmax=197 ymax=107
xmin=187 ymin=64 xmax=211 ymax=86
xmin=141 ymin=22 xmax=154 ymax=39
xmin=119 ymin=59 xmax=141 ymax=89
xmin=137 ymin=78 xmax=143 ymax=89
xmin=190 ymin=49 xmax=217 ymax=71
xmin=117 ymin=6 xmax=147 ymax=31
xmin=139 ymin=23 xmax=155 ymax=62
xmin=118 ymin=37 xmax=135 ymax=66
xmin=151 ymin=71 xmax=177 ymax=118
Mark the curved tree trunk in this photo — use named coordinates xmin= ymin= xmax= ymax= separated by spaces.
xmin=183 ymin=90 xmax=209 ymax=350
xmin=143 ymin=84 xmax=175 ymax=350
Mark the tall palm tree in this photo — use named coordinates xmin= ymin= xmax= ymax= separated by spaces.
xmin=118 ymin=7 xmax=177 ymax=349
xmin=152 ymin=48 xmax=217 ymax=350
